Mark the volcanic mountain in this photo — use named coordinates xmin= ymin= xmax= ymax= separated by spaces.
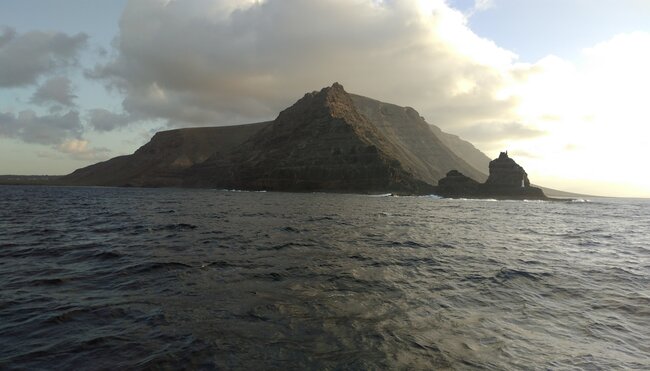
xmin=62 ymin=83 xmax=491 ymax=193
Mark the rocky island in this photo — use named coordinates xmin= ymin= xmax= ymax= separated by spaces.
xmin=58 ymin=83 xmax=549 ymax=199
xmin=437 ymin=151 xmax=547 ymax=199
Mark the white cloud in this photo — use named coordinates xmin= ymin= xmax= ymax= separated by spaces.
xmin=0 ymin=110 xmax=83 ymax=145
xmin=56 ymin=139 xmax=110 ymax=161
xmin=465 ymin=0 xmax=495 ymax=17
xmin=457 ymin=122 xmax=546 ymax=144
xmin=0 ymin=27 xmax=87 ymax=87
xmin=87 ymin=108 xmax=133 ymax=132
xmin=89 ymin=0 xmax=522 ymax=131
xmin=493 ymin=32 xmax=650 ymax=197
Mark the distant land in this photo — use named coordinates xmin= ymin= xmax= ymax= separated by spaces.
xmin=1 ymin=83 xmax=584 ymax=199
xmin=0 ymin=175 xmax=61 ymax=185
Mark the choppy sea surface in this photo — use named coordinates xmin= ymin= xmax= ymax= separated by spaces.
xmin=1 ymin=185 xmax=649 ymax=370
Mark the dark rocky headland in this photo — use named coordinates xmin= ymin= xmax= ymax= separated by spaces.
xmin=55 ymin=83 xmax=551 ymax=199
xmin=437 ymin=152 xmax=547 ymax=200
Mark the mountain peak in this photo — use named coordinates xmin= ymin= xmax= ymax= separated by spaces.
xmin=298 ymin=82 xmax=347 ymax=101
xmin=313 ymin=82 xmax=348 ymax=103
xmin=330 ymin=81 xmax=345 ymax=90
xmin=274 ymin=81 xmax=364 ymax=130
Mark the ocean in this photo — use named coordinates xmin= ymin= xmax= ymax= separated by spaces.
xmin=1 ymin=185 xmax=648 ymax=369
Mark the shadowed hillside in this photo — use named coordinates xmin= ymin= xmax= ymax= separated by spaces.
xmin=62 ymin=122 xmax=269 ymax=187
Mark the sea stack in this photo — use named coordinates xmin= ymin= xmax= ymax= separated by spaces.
xmin=486 ymin=151 xmax=530 ymax=187
xmin=436 ymin=152 xmax=547 ymax=199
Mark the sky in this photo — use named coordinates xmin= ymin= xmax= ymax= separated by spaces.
xmin=1 ymin=0 xmax=649 ymax=197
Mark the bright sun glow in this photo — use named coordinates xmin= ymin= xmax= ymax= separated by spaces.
xmin=503 ymin=32 xmax=650 ymax=197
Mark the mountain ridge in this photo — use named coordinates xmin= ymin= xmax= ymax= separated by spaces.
xmin=57 ymin=83 xmax=552 ymax=197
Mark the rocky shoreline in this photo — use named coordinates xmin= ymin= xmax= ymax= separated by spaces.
xmin=435 ymin=151 xmax=548 ymax=200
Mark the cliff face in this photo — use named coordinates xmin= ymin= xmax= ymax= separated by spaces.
xmin=61 ymin=83 xmax=495 ymax=194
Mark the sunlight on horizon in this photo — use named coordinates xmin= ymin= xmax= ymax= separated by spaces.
xmin=499 ymin=32 xmax=650 ymax=198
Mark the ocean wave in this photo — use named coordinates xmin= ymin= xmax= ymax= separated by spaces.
xmin=119 ymin=261 xmax=192 ymax=275
xmin=494 ymin=267 xmax=552 ymax=281
xmin=217 ymin=189 xmax=267 ymax=193
xmin=1 ymin=186 xmax=648 ymax=369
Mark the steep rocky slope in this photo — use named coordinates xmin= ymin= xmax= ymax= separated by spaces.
xmin=428 ymin=124 xmax=491 ymax=175
xmin=187 ymin=83 xmax=437 ymax=193
xmin=350 ymin=94 xmax=487 ymax=183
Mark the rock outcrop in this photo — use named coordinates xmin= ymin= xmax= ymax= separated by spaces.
xmin=486 ymin=151 xmax=530 ymax=187
xmin=436 ymin=152 xmax=547 ymax=199
xmin=60 ymin=83 xmax=489 ymax=194
xmin=349 ymin=94 xmax=487 ymax=183
xmin=436 ymin=170 xmax=481 ymax=197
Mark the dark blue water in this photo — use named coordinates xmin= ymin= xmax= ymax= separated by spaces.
xmin=1 ymin=185 xmax=648 ymax=369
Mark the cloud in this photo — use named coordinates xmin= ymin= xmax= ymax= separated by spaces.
xmin=0 ymin=26 xmax=15 ymax=48
xmin=473 ymin=0 xmax=494 ymax=11
xmin=56 ymin=139 xmax=111 ymax=161
xmin=480 ymin=31 xmax=650 ymax=196
xmin=87 ymin=108 xmax=133 ymax=131
xmin=30 ymin=76 xmax=77 ymax=106
xmin=88 ymin=0 xmax=520 ymax=130
xmin=0 ymin=110 xmax=83 ymax=145
xmin=466 ymin=0 xmax=495 ymax=17
xmin=457 ymin=122 xmax=546 ymax=143
xmin=0 ymin=107 xmax=108 ymax=161
xmin=508 ymin=150 xmax=540 ymax=159
xmin=0 ymin=27 xmax=87 ymax=87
